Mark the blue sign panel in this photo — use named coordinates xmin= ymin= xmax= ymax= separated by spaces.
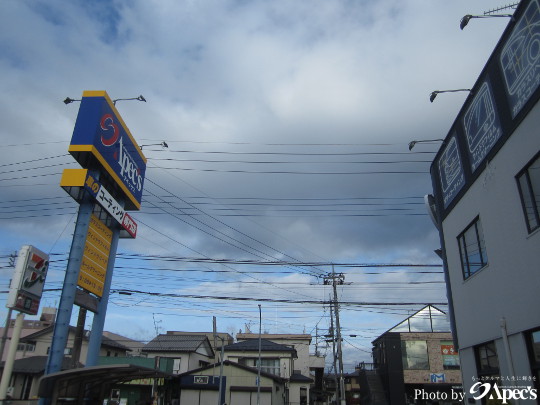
xmin=68 ymin=91 xmax=146 ymax=210
xmin=499 ymin=0 xmax=540 ymax=118
xmin=430 ymin=373 xmax=446 ymax=383
xmin=438 ymin=135 xmax=465 ymax=208
xmin=462 ymin=81 xmax=503 ymax=172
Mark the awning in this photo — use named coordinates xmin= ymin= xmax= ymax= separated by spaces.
xmin=38 ymin=364 xmax=171 ymax=397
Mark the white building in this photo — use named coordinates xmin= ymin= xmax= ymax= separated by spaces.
xmin=429 ymin=0 xmax=540 ymax=402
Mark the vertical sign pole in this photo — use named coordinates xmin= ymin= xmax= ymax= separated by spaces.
xmin=0 ymin=309 xmax=13 ymax=362
xmin=85 ymin=224 xmax=120 ymax=366
xmin=44 ymin=194 xmax=94 ymax=376
xmin=0 ymin=312 xmax=24 ymax=403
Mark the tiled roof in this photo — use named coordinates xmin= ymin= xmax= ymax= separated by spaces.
xmin=142 ymin=334 xmax=209 ymax=352
xmin=178 ymin=360 xmax=286 ymax=383
xmin=20 ymin=325 xmax=132 ymax=351
xmin=224 ymin=338 xmax=296 ymax=353
xmin=0 ymin=356 xmax=77 ymax=374
xmin=290 ymin=372 xmax=313 ymax=383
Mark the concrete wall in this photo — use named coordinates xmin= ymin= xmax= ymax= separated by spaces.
xmin=442 ymin=101 xmax=540 ymax=349
xmin=440 ymin=73 xmax=540 ymax=404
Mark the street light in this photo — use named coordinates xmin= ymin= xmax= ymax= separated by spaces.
xmin=63 ymin=94 xmax=147 ymax=105
xmin=63 ymin=97 xmax=81 ymax=104
xmin=113 ymin=95 xmax=147 ymax=105
xmin=429 ymin=89 xmax=471 ymax=103
xmin=460 ymin=14 xmax=513 ymax=30
xmin=140 ymin=141 xmax=169 ymax=150
xmin=408 ymin=139 xmax=444 ymax=151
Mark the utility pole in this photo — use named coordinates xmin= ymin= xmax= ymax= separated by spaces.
xmin=257 ymin=304 xmax=262 ymax=405
xmin=327 ymin=301 xmax=339 ymax=402
xmin=324 ymin=266 xmax=346 ymax=405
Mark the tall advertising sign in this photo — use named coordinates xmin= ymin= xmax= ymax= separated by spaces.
xmin=43 ymin=90 xmax=146 ymax=385
xmin=6 ymin=245 xmax=49 ymax=315
xmin=68 ymin=90 xmax=147 ymax=210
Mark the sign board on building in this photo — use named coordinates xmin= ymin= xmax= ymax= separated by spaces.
xmin=432 ymin=0 xmax=540 ymax=218
xmin=6 ymin=245 xmax=49 ymax=315
xmin=500 ymin=0 xmax=540 ymax=118
xmin=68 ymin=91 xmax=147 ymax=210
xmin=430 ymin=373 xmax=446 ymax=383
xmin=60 ymin=169 xmax=137 ymax=238
xmin=437 ymin=135 xmax=465 ymax=208
xmin=78 ymin=214 xmax=113 ymax=297
xmin=462 ymin=81 xmax=503 ymax=172
xmin=194 ymin=376 xmax=209 ymax=384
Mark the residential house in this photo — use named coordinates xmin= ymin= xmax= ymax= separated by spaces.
xmin=178 ymin=360 xmax=286 ymax=405
xmin=223 ymin=338 xmax=312 ymax=405
xmin=367 ymin=306 xmax=462 ymax=405
xmin=18 ymin=324 xmax=131 ymax=361
xmin=236 ymin=333 xmax=325 ymax=404
xmin=164 ymin=331 xmax=233 ymax=362
xmin=0 ymin=325 xmax=131 ymax=402
xmin=141 ymin=333 xmax=215 ymax=374
xmin=344 ymin=369 xmax=361 ymax=405
xmin=0 ymin=307 xmax=56 ymax=362
xmin=103 ymin=331 xmax=146 ymax=357
xmin=428 ymin=0 xmax=540 ymax=402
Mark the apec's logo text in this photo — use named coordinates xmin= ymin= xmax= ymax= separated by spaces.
xmin=100 ymin=113 xmax=143 ymax=193
xmin=470 ymin=382 xmax=537 ymax=404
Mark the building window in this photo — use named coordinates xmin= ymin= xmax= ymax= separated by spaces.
xmin=300 ymin=387 xmax=307 ymax=405
xmin=517 ymin=153 xmax=540 ymax=233
xmin=239 ymin=358 xmax=280 ymax=376
xmin=475 ymin=341 xmax=499 ymax=378
xmin=17 ymin=343 xmax=35 ymax=352
xmin=401 ymin=340 xmax=429 ymax=370
xmin=441 ymin=341 xmax=460 ymax=370
xmin=458 ymin=217 xmax=488 ymax=279
xmin=173 ymin=359 xmax=181 ymax=374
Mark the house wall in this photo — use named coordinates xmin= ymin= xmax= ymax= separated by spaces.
xmin=441 ymin=101 xmax=540 ymax=349
xmin=145 ymin=351 xmax=210 ymax=374
xmin=8 ymin=373 xmax=37 ymax=402
xmin=224 ymin=351 xmax=294 ymax=379
xmin=288 ymin=381 xmax=309 ymax=405
xmin=22 ymin=331 xmax=126 ymax=362
xmin=440 ymin=96 xmax=540 ymax=401
xmin=186 ymin=365 xmax=284 ymax=405
xmin=236 ymin=334 xmax=313 ymax=376
xmin=400 ymin=332 xmax=461 ymax=385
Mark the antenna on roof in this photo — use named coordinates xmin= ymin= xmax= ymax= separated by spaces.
xmin=484 ymin=3 xmax=519 ymax=15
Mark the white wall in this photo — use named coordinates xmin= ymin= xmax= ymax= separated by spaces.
xmin=442 ymin=101 xmax=540 ymax=350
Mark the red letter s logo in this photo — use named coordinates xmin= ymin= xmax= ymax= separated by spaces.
xmin=100 ymin=114 xmax=119 ymax=146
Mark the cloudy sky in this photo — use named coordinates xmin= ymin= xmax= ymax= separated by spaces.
xmin=0 ymin=0 xmax=512 ymax=370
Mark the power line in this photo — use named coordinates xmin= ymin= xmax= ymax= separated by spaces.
xmin=145 ymin=177 xmax=327 ymax=277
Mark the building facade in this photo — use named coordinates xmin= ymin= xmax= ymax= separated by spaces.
xmin=235 ymin=333 xmax=325 ymax=405
xmin=370 ymin=306 xmax=462 ymax=405
xmin=429 ymin=0 xmax=540 ymax=402
xmin=141 ymin=333 xmax=215 ymax=374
